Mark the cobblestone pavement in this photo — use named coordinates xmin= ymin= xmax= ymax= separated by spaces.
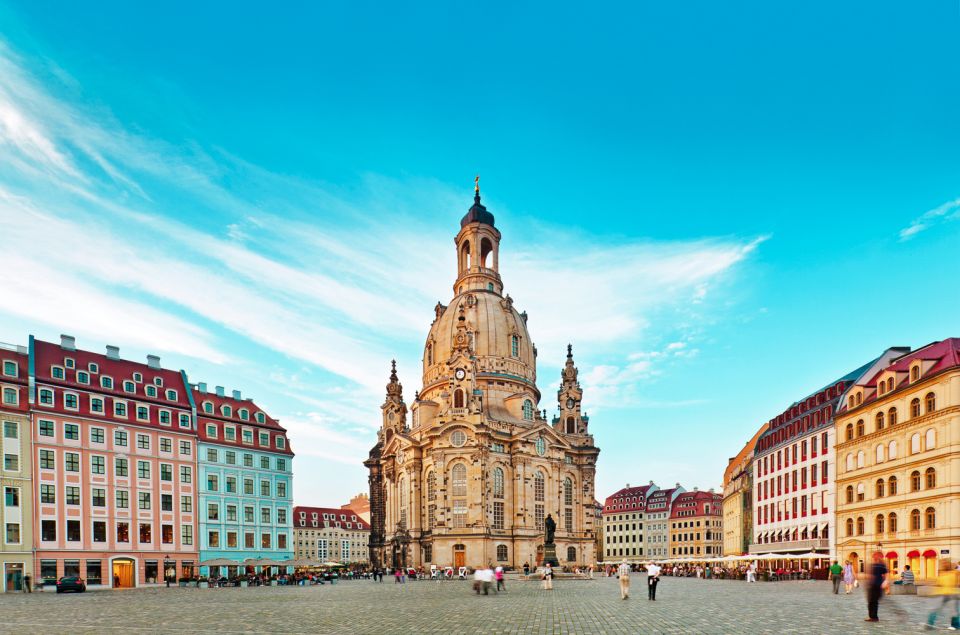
xmin=0 ymin=576 xmax=951 ymax=634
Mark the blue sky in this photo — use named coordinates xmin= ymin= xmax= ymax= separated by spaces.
xmin=1 ymin=1 xmax=958 ymax=505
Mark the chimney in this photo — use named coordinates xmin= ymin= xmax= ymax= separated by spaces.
xmin=694 ymin=486 xmax=699 ymax=492
xmin=626 ymin=483 xmax=630 ymax=488
xmin=675 ymin=482 xmax=680 ymax=488
xmin=146 ymin=355 xmax=161 ymax=369
xmin=709 ymin=488 xmax=715 ymax=493
xmin=60 ymin=334 xmax=76 ymax=351
xmin=215 ymin=386 xmax=225 ymax=397
xmin=232 ymin=390 xmax=242 ymax=400
xmin=197 ymin=382 xmax=207 ymax=393
xmin=106 ymin=345 xmax=120 ymax=360
xmin=649 ymin=480 xmax=654 ymax=485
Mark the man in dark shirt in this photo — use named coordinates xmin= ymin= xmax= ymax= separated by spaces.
xmin=866 ymin=552 xmax=888 ymax=622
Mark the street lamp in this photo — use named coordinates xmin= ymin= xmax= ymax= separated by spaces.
xmin=163 ymin=556 xmax=173 ymax=588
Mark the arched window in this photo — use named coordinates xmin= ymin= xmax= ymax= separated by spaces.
xmin=911 ymin=470 xmax=921 ymax=492
xmin=888 ymin=475 xmax=898 ymax=495
xmin=875 ymin=411 xmax=884 ymax=431
xmin=910 ymin=509 xmax=921 ymax=531
xmin=452 ymin=463 xmax=467 ymax=497
xmin=845 ymin=485 xmax=854 ymax=504
xmin=856 ymin=483 xmax=865 ymax=501
xmin=856 ymin=451 xmax=865 ymax=468
xmin=888 ymin=512 xmax=898 ymax=533
xmin=454 ymin=389 xmax=464 ymax=409
xmin=522 ymin=400 xmax=533 ymax=421
xmin=461 ymin=241 xmax=471 ymax=270
xmin=845 ymin=518 xmax=854 ymax=536
xmin=427 ymin=471 xmax=436 ymax=500
xmin=911 ymin=433 xmax=921 ymax=454
xmin=566 ymin=417 xmax=575 ymax=434
xmin=845 ymin=454 xmax=853 ymax=472
xmin=845 ymin=423 xmax=854 ymax=441
xmin=926 ymin=428 xmax=936 ymax=450
xmin=399 ymin=476 xmax=407 ymax=528
xmin=925 ymin=392 xmax=936 ymax=413
xmin=856 ymin=419 xmax=865 ymax=436
xmin=926 ymin=507 xmax=936 ymax=530
xmin=427 ymin=343 xmax=433 ymax=366
xmin=926 ymin=467 xmax=936 ymax=489
xmin=875 ymin=478 xmax=884 ymax=498
xmin=911 ymin=365 xmax=919 ymax=381
xmin=564 ymin=477 xmax=573 ymax=506
xmin=534 ymin=471 xmax=545 ymax=502
xmin=888 ymin=407 xmax=897 ymax=426
xmin=480 ymin=237 xmax=493 ymax=268
xmin=856 ymin=517 xmax=864 ymax=535
xmin=492 ymin=467 xmax=504 ymax=498
xmin=888 ymin=440 xmax=898 ymax=459
xmin=911 ymin=398 xmax=921 ymax=418
xmin=888 ymin=377 xmax=894 ymax=392
xmin=511 ymin=335 xmax=519 ymax=358
xmin=875 ymin=444 xmax=884 ymax=464
xmin=567 ymin=546 xmax=577 ymax=562
xmin=496 ymin=544 xmax=508 ymax=561
xmin=876 ymin=514 xmax=885 ymax=534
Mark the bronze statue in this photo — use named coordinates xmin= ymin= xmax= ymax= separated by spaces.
xmin=544 ymin=513 xmax=556 ymax=545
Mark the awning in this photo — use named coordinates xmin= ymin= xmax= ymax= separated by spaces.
xmin=923 ymin=549 xmax=938 ymax=558
xmin=885 ymin=551 xmax=898 ymax=559
xmin=907 ymin=550 xmax=921 ymax=558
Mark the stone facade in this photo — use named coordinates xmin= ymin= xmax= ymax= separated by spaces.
xmin=294 ymin=506 xmax=369 ymax=565
xmin=721 ymin=424 xmax=767 ymax=556
xmin=835 ymin=338 xmax=960 ymax=579
xmin=366 ymin=187 xmax=600 ymax=570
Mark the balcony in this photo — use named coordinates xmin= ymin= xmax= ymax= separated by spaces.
xmin=749 ymin=538 xmax=829 ymax=554
xmin=449 ymin=408 xmax=468 ymax=418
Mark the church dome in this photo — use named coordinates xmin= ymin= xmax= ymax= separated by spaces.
xmin=421 ymin=290 xmax=536 ymax=398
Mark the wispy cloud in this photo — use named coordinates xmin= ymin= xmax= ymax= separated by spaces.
xmin=899 ymin=197 xmax=960 ymax=240
xmin=0 ymin=36 xmax=766 ymax=503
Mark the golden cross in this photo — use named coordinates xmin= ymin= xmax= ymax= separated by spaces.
xmin=474 ymin=175 xmax=480 ymax=193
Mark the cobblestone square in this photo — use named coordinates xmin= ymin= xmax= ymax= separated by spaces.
xmin=0 ymin=576 xmax=950 ymax=634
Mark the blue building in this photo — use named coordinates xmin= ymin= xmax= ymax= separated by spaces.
xmin=192 ymin=383 xmax=293 ymax=575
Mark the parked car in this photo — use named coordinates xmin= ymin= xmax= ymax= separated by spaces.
xmin=56 ymin=576 xmax=86 ymax=593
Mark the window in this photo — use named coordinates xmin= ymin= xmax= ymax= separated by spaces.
xmin=888 ymin=407 xmax=897 ymax=426
xmin=856 ymin=451 xmax=864 ymax=469
xmin=146 ymin=386 xmax=157 ymax=398
xmin=206 ymin=448 xmax=218 ymax=463
xmin=875 ymin=444 xmax=884 ymax=463
xmin=911 ymin=433 xmax=921 ymax=454
xmin=926 ymin=428 xmax=936 ymax=451
xmin=115 ymin=458 xmax=128 ymax=477
xmin=116 ymin=490 xmax=129 ymax=509
xmin=522 ymin=400 xmax=534 ymax=421
xmin=179 ymin=440 xmax=191 ymax=456
xmin=92 ymin=488 xmax=106 ymax=507
xmin=453 ymin=499 xmax=467 ymax=529
xmin=926 ymin=506 xmax=936 ymax=530
xmin=244 ymin=479 xmax=254 ymax=495
xmin=91 ymin=455 xmax=105 ymax=474
xmin=159 ymin=410 xmax=171 ymax=425
xmin=856 ymin=483 xmax=864 ymax=501
xmin=65 ymin=486 xmax=80 ymax=505
xmin=855 ymin=419 xmax=864 ymax=437
xmin=256 ymin=412 xmax=266 ymax=424
xmin=511 ymin=335 xmax=519 ymax=357
xmin=137 ymin=434 xmax=150 ymax=449
xmin=208 ymin=503 xmax=219 ymax=520
xmin=137 ymin=461 xmax=150 ymax=479
xmin=91 ymin=397 xmax=104 ymax=413
xmin=845 ymin=485 xmax=854 ymax=504
xmin=77 ymin=371 xmax=89 ymax=384
xmin=203 ymin=402 xmax=213 ymax=414
xmin=277 ymin=508 xmax=287 ymax=524
xmin=161 ymin=494 xmax=173 ymax=512
xmin=2 ymin=387 xmax=16 ymax=405
xmin=277 ymin=482 xmax=287 ymax=498
xmin=910 ymin=508 xmax=921 ymax=531
xmin=139 ymin=492 xmax=151 ymax=509
xmin=242 ymin=429 xmax=253 ymax=445
xmin=243 ymin=453 xmax=253 ymax=467
xmin=277 ymin=458 xmax=286 ymax=472
xmin=179 ymin=413 xmax=190 ymax=428
xmin=261 ymin=455 xmax=270 ymax=469
xmin=4 ymin=486 xmax=19 ymax=507
xmin=117 ymin=522 xmax=129 ymax=542
xmin=876 ymin=514 xmax=885 ymax=534
xmin=206 ymin=424 xmax=217 ymax=439
xmin=926 ymin=467 xmax=936 ymax=489
xmin=65 ymin=452 xmax=79 ymax=472
xmin=222 ymin=405 xmax=232 ymax=417
xmin=888 ymin=440 xmax=898 ymax=459
xmin=181 ymin=495 xmax=192 ymax=513
xmin=92 ymin=524 xmax=106 ymax=544
xmin=244 ymin=506 xmax=254 ymax=523
xmin=875 ymin=411 xmax=884 ymax=431
xmin=100 ymin=376 xmax=112 ymax=389
xmin=180 ymin=466 xmax=192 ymax=483
xmin=64 ymin=393 xmax=78 ymax=409
xmin=492 ymin=467 xmax=504 ymax=498
xmin=452 ymin=463 xmax=467 ymax=497
xmin=114 ymin=401 xmax=127 ymax=417
xmin=160 ymin=463 xmax=172 ymax=481
xmin=207 ymin=475 xmax=218 ymax=492
xmin=115 ymin=430 xmax=128 ymax=447
xmin=39 ymin=420 xmax=54 ymax=437
xmin=911 ymin=470 xmax=921 ymax=492
xmin=845 ymin=423 xmax=853 ymax=441
xmin=911 ymin=398 xmax=921 ymax=418
xmin=40 ymin=484 xmax=55 ymax=503
xmin=41 ymin=520 xmax=56 ymax=541
xmin=889 ymin=512 xmax=898 ymax=533
xmin=180 ymin=525 xmax=193 ymax=545
xmin=165 ymin=389 xmax=177 ymax=401
xmin=261 ymin=507 xmax=271 ymax=523
xmin=224 ymin=426 xmax=236 ymax=441
xmin=534 ymin=471 xmax=545 ymax=502
xmin=39 ymin=388 xmax=53 ymax=405
xmin=159 ymin=437 xmax=171 ymax=453
xmin=261 ymin=480 xmax=270 ymax=496
xmin=63 ymin=423 xmax=79 ymax=440
xmin=925 ymin=392 xmax=936 ymax=413
xmin=856 ymin=516 xmax=864 ymax=535
xmin=123 ymin=380 xmax=135 ymax=393
xmin=888 ymin=475 xmax=898 ymax=495
xmin=208 ymin=531 xmax=220 ymax=548
xmin=51 ymin=366 xmax=64 ymax=379
xmin=3 ymin=453 xmax=17 ymax=472
xmin=875 ymin=479 xmax=884 ymax=498
xmin=2 ymin=360 xmax=16 ymax=377
xmin=89 ymin=427 xmax=104 ymax=444
xmin=275 ymin=436 xmax=285 ymax=450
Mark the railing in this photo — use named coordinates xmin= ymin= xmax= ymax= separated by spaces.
xmin=449 ymin=408 xmax=468 ymax=418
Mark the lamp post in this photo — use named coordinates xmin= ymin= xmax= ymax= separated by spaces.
xmin=163 ymin=556 xmax=173 ymax=588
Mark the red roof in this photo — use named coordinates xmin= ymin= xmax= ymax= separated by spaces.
xmin=855 ymin=338 xmax=960 ymax=398
xmin=194 ymin=388 xmax=293 ymax=456
xmin=293 ymin=506 xmax=370 ymax=530
xmin=32 ymin=337 xmax=193 ymax=430
xmin=0 ymin=344 xmax=29 ymax=414
xmin=670 ymin=490 xmax=722 ymax=519
xmin=602 ymin=484 xmax=655 ymax=514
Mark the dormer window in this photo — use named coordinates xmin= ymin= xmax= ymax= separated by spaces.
xmin=2 ymin=360 xmax=17 ymax=377
xmin=203 ymin=401 xmax=213 ymax=414
xmin=101 ymin=376 xmax=113 ymax=389
xmin=910 ymin=364 xmax=920 ymax=382
xmin=154 ymin=377 xmax=163 ymax=387
xmin=165 ymin=389 xmax=177 ymax=401
xmin=146 ymin=386 xmax=157 ymax=398
xmin=51 ymin=366 xmax=64 ymax=380
xmin=239 ymin=409 xmax=249 ymax=421
xmin=133 ymin=372 xmax=142 ymax=383
xmin=88 ymin=362 xmax=99 ymax=374
xmin=221 ymin=405 xmax=232 ymax=417
xmin=123 ymin=381 xmax=135 ymax=393
xmin=76 ymin=371 xmax=89 ymax=384
xmin=64 ymin=358 xmax=75 ymax=369
xmin=256 ymin=412 xmax=265 ymax=424
xmin=275 ymin=437 xmax=285 ymax=449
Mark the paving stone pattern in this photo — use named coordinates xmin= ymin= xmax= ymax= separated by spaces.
xmin=0 ymin=576 xmax=949 ymax=634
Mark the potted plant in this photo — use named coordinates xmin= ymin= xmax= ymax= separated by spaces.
xmin=197 ymin=576 xmax=209 ymax=589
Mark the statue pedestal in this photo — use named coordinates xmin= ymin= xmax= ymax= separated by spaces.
xmin=542 ymin=543 xmax=559 ymax=568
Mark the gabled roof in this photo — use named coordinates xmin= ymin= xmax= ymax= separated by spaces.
xmin=602 ymin=483 xmax=656 ymax=514
xmin=863 ymin=338 xmax=960 ymax=387
xmin=293 ymin=506 xmax=370 ymax=530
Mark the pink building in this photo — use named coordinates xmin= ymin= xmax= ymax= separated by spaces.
xmin=31 ymin=335 xmax=198 ymax=588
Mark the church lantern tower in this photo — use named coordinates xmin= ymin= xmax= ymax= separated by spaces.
xmin=555 ymin=344 xmax=587 ymax=435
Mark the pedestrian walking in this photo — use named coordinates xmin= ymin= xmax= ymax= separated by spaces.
xmin=23 ymin=573 xmax=31 ymax=593
xmin=495 ymin=565 xmax=505 ymax=592
xmin=830 ymin=561 xmax=843 ymax=594
xmin=927 ymin=564 xmax=960 ymax=629
xmin=746 ymin=562 xmax=757 ymax=583
xmin=646 ymin=562 xmax=661 ymax=601
xmin=865 ymin=552 xmax=888 ymax=622
xmin=617 ymin=560 xmax=631 ymax=600
xmin=542 ymin=563 xmax=554 ymax=590
xmin=842 ymin=560 xmax=855 ymax=594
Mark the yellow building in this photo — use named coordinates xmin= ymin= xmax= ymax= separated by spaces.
xmin=670 ymin=490 xmax=724 ymax=558
xmin=1 ymin=343 xmax=32 ymax=592
xmin=722 ymin=424 xmax=767 ymax=556
xmin=835 ymin=338 xmax=960 ymax=579
xmin=365 ymin=186 xmax=600 ymax=571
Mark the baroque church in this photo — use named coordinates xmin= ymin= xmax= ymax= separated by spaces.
xmin=365 ymin=183 xmax=600 ymax=570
